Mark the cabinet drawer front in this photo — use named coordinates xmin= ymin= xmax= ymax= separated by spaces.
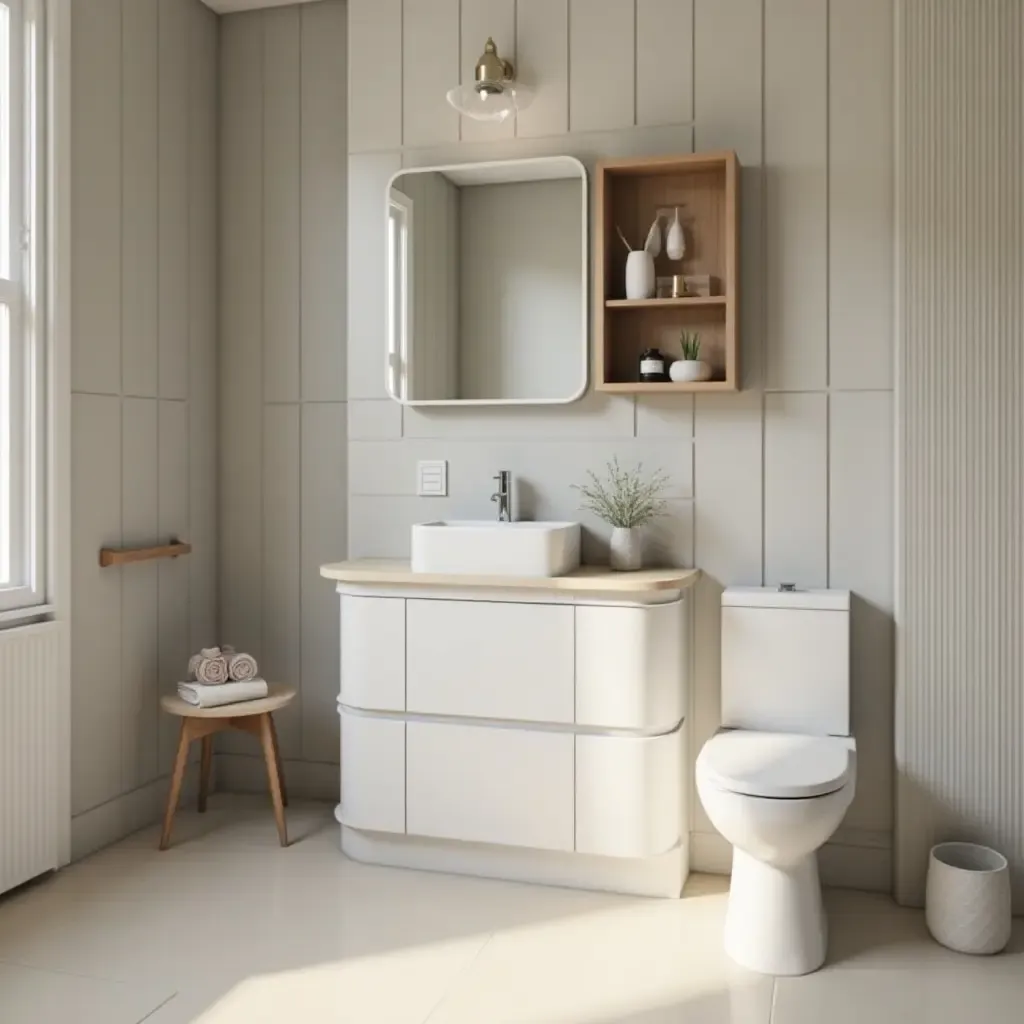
xmin=339 ymin=710 xmax=405 ymax=834
xmin=575 ymin=600 xmax=684 ymax=731
xmin=576 ymin=726 xmax=684 ymax=858
xmin=407 ymin=600 xmax=574 ymax=723
xmin=406 ymin=722 xmax=574 ymax=851
xmin=341 ymin=596 xmax=406 ymax=711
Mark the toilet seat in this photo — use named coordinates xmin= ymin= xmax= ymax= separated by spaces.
xmin=698 ymin=730 xmax=854 ymax=799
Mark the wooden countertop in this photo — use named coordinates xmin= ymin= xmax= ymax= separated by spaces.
xmin=320 ymin=559 xmax=700 ymax=593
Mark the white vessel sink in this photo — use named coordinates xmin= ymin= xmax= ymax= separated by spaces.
xmin=411 ymin=521 xmax=581 ymax=578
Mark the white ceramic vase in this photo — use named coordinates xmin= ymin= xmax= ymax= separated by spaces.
xmin=670 ymin=359 xmax=711 ymax=383
xmin=625 ymin=250 xmax=656 ymax=300
xmin=666 ymin=207 xmax=685 ymax=261
xmin=609 ymin=527 xmax=642 ymax=571
xmin=926 ymin=842 xmax=1011 ymax=955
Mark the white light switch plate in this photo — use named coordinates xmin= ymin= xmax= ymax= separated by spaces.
xmin=417 ymin=460 xmax=448 ymax=497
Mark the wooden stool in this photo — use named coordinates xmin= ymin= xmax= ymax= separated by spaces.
xmin=158 ymin=684 xmax=295 ymax=850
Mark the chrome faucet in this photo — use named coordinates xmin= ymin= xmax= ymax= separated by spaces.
xmin=491 ymin=471 xmax=512 ymax=522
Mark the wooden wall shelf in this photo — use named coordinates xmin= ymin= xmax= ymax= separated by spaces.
xmin=595 ymin=151 xmax=741 ymax=394
xmin=99 ymin=541 xmax=192 ymax=568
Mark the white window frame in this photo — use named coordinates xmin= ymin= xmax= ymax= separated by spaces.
xmin=386 ymin=188 xmax=413 ymax=400
xmin=0 ymin=0 xmax=45 ymax=618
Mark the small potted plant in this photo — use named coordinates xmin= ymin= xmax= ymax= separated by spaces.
xmin=573 ymin=459 xmax=669 ymax=571
xmin=670 ymin=330 xmax=711 ymax=383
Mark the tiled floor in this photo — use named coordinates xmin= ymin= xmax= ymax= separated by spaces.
xmin=0 ymin=797 xmax=1020 ymax=1023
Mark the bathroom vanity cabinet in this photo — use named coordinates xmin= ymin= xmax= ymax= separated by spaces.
xmin=320 ymin=561 xmax=698 ymax=897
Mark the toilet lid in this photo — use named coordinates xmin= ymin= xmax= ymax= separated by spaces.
xmin=698 ymin=730 xmax=854 ymax=799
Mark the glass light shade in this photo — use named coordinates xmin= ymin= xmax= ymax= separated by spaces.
xmin=446 ymin=82 xmax=534 ymax=123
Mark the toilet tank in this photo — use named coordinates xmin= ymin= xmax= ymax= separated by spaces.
xmin=721 ymin=587 xmax=850 ymax=736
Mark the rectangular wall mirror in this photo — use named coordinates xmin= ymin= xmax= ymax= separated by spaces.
xmin=386 ymin=156 xmax=588 ymax=406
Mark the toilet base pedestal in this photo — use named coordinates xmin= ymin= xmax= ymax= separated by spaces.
xmin=724 ymin=848 xmax=827 ymax=975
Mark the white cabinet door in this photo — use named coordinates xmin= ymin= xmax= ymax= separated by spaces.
xmin=340 ymin=595 xmax=405 ymax=711
xmin=406 ymin=722 xmax=574 ymax=851
xmin=339 ymin=710 xmax=406 ymax=833
xmin=575 ymin=600 xmax=684 ymax=731
xmin=406 ymin=600 xmax=574 ymax=723
xmin=575 ymin=726 xmax=684 ymax=858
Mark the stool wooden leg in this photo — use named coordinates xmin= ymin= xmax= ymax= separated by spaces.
xmin=269 ymin=714 xmax=288 ymax=807
xmin=198 ymin=735 xmax=213 ymax=813
xmin=258 ymin=713 xmax=288 ymax=847
xmin=160 ymin=721 xmax=192 ymax=851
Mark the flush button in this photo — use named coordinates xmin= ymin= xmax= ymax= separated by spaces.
xmin=778 ymin=582 xmax=797 ymax=592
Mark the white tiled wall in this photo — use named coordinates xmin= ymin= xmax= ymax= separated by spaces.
xmin=218 ymin=2 xmax=347 ymax=794
xmin=345 ymin=0 xmax=895 ymax=888
xmin=70 ymin=0 xmax=219 ymax=856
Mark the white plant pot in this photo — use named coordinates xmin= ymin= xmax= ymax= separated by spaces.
xmin=609 ymin=527 xmax=642 ymax=572
xmin=670 ymin=359 xmax=711 ymax=383
xmin=625 ymin=250 xmax=655 ymax=300
xmin=925 ymin=842 xmax=1011 ymax=955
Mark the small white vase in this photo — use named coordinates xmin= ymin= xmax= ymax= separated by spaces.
xmin=666 ymin=207 xmax=685 ymax=260
xmin=670 ymin=359 xmax=711 ymax=383
xmin=625 ymin=250 xmax=656 ymax=300
xmin=609 ymin=527 xmax=642 ymax=571
xmin=926 ymin=842 xmax=1012 ymax=955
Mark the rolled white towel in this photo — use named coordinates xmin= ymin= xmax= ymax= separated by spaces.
xmin=188 ymin=646 xmax=222 ymax=681
xmin=195 ymin=654 xmax=229 ymax=685
xmin=227 ymin=651 xmax=258 ymax=682
xmin=177 ymin=678 xmax=269 ymax=709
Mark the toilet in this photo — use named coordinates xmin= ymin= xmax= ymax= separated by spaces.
xmin=696 ymin=586 xmax=856 ymax=976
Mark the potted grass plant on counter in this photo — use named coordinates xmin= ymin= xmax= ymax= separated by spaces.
xmin=573 ymin=459 xmax=669 ymax=571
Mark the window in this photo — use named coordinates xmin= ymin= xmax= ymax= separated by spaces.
xmin=387 ymin=188 xmax=413 ymax=399
xmin=0 ymin=0 xmax=44 ymax=617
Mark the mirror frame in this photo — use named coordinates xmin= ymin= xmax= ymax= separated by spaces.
xmin=384 ymin=156 xmax=589 ymax=407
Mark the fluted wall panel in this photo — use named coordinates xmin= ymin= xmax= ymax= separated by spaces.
xmin=896 ymin=0 xmax=1024 ymax=909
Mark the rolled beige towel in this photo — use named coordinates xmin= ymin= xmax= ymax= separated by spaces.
xmin=227 ymin=651 xmax=258 ymax=682
xmin=188 ymin=646 xmax=222 ymax=681
xmin=195 ymin=654 xmax=229 ymax=685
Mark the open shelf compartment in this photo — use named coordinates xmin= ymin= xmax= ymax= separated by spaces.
xmin=595 ymin=152 xmax=740 ymax=393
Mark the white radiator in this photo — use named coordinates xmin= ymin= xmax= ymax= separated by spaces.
xmin=0 ymin=622 xmax=64 ymax=893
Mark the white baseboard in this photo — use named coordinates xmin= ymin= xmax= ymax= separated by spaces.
xmin=71 ymin=766 xmax=201 ymax=861
xmin=690 ymin=830 xmax=893 ymax=894
xmin=215 ymin=753 xmax=339 ymax=802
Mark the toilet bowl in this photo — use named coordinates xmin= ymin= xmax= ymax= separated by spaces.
xmin=700 ymin=586 xmax=855 ymax=975
xmin=696 ymin=729 xmax=856 ymax=975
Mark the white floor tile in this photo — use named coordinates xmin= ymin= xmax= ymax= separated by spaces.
xmin=0 ymin=961 xmax=172 ymax=1023
xmin=0 ymin=797 xmax=1021 ymax=1024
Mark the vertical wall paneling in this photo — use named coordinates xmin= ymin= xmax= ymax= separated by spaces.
xmin=220 ymin=12 xmax=265 ymax=663
xmin=301 ymin=403 xmax=347 ymax=764
xmin=402 ymin=0 xmax=459 ymax=148
xmin=121 ymin=0 xmax=159 ymax=398
xmin=262 ymin=7 xmax=301 ymax=403
xmin=301 ymin=0 xmax=347 ymax=402
xmin=71 ymin=0 xmax=217 ymax=853
xmin=568 ymin=0 xmax=635 ymax=133
xmin=460 ymin=0 xmax=515 ymax=144
xmin=220 ymin=4 xmax=348 ymax=782
xmin=71 ymin=0 xmax=121 ymax=395
xmin=636 ymin=0 xmax=694 ymax=129
xmin=694 ymin=0 xmax=763 ymax=388
xmin=262 ymin=405 xmax=302 ymax=758
xmin=896 ymin=0 xmax=1024 ymax=909
xmin=157 ymin=0 xmax=191 ymax=400
xmin=830 ymin=391 xmax=893 ymax=836
xmin=764 ymin=0 xmax=828 ymax=391
xmin=189 ymin=0 xmax=219 ymax=653
xmin=120 ymin=399 xmax=159 ymax=791
xmin=764 ymin=392 xmax=827 ymax=588
xmin=347 ymin=0 xmax=401 ymax=153
xmin=71 ymin=396 xmax=122 ymax=815
xmin=515 ymin=0 xmax=568 ymax=139
xmin=829 ymin=0 xmax=893 ymax=390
